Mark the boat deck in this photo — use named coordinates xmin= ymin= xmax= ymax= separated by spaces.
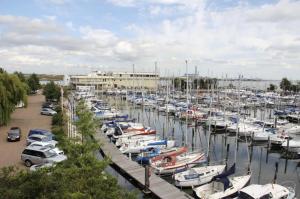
xmin=95 ymin=132 xmax=192 ymax=199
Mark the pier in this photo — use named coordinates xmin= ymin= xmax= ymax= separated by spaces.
xmin=95 ymin=132 xmax=192 ymax=199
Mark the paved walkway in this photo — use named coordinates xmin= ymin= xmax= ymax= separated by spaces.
xmin=0 ymin=94 xmax=52 ymax=168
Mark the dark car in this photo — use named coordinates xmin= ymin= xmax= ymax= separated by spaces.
xmin=42 ymin=102 xmax=54 ymax=109
xmin=7 ymin=127 xmax=21 ymax=142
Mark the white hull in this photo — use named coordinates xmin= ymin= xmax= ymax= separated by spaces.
xmin=174 ymin=165 xmax=226 ymax=187
xmin=193 ymin=175 xmax=251 ymax=199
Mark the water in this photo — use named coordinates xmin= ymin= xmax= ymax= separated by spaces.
xmin=104 ymin=96 xmax=300 ymax=198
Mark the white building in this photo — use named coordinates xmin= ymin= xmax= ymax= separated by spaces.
xmin=70 ymin=71 xmax=159 ymax=91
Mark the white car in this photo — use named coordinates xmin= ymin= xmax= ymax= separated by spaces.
xmin=41 ymin=108 xmax=57 ymax=116
xmin=29 ymin=141 xmax=64 ymax=155
xmin=26 ymin=134 xmax=58 ymax=146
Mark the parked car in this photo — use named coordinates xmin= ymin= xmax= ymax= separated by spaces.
xmin=28 ymin=129 xmax=56 ymax=140
xmin=21 ymin=145 xmax=67 ymax=167
xmin=42 ymin=102 xmax=54 ymax=109
xmin=41 ymin=108 xmax=57 ymax=116
xmin=26 ymin=134 xmax=57 ymax=146
xmin=7 ymin=127 xmax=21 ymax=142
xmin=29 ymin=141 xmax=64 ymax=155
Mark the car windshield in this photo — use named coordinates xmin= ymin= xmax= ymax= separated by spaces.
xmin=44 ymin=149 xmax=57 ymax=158
xmin=42 ymin=136 xmax=52 ymax=141
xmin=8 ymin=131 xmax=19 ymax=136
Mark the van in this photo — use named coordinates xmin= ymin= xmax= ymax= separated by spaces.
xmin=21 ymin=145 xmax=67 ymax=167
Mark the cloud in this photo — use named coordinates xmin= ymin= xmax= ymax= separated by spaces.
xmin=246 ymin=0 xmax=300 ymax=22
xmin=0 ymin=15 xmax=62 ymax=34
xmin=44 ymin=0 xmax=70 ymax=5
xmin=1 ymin=0 xmax=300 ymax=79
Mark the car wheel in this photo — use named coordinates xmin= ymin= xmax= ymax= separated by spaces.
xmin=24 ymin=160 xmax=32 ymax=167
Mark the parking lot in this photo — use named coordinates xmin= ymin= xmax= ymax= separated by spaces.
xmin=0 ymin=94 xmax=52 ymax=168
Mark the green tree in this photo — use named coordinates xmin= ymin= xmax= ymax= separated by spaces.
xmin=0 ymin=70 xmax=27 ymax=125
xmin=280 ymin=78 xmax=291 ymax=92
xmin=268 ymin=84 xmax=277 ymax=91
xmin=43 ymin=81 xmax=61 ymax=101
xmin=27 ymin=73 xmax=40 ymax=93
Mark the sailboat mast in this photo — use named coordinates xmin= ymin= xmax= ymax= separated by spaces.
xmin=185 ymin=60 xmax=188 ymax=147
xmin=235 ymin=75 xmax=241 ymax=164
xmin=155 ymin=62 xmax=158 ymax=97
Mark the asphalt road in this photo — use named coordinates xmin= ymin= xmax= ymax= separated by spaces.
xmin=0 ymin=94 xmax=52 ymax=168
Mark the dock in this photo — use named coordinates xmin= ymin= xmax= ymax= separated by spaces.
xmin=95 ymin=132 xmax=193 ymax=199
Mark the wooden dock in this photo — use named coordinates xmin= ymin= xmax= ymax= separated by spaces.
xmin=95 ymin=132 xmax=193 ymax=199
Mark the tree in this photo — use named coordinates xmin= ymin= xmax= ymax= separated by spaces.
xmin=27 ymin=73 xmax=40 ymax=93
xmin=280 ymin=78 xmax=291 ymax=92
xmin=43 ymin=81 xmax=61 ymax=101
xmin=14 ymin=71 xmax=26 ymax=82
xmin=268 ymin=84 xmax=277 ymax=91
xmin=0 ymin=70 xmax=27 ymax=125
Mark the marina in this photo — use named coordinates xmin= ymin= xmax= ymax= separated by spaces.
xmin=74 ymin=83 xmax=300 ymax=198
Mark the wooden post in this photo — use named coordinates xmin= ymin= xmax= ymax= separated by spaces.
xmin=144 ymin=165 xmax=151 ymax=194
xmin=284 ymin=137 xmax=290 ymax=173
xmin=225 ymin=144 xmax=230 ymax=170
xmin=162 ymin=122 xmax=165 ymax=139
xmin=274 ymin=162 xmax=278 ymax=184
xmin=192 ymin=128 xmax=195 ymax=151
xmin=225 ymin=125 xmax=228 ymax=146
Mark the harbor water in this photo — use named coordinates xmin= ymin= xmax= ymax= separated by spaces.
xmin=103 ymin=95 xmax=300 ymax=198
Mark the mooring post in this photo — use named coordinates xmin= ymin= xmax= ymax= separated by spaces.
xmin=284 ymin=137 xmax=290 ymax=173
xmin=192 ymin=128 xmax=195 ymax=151
xmin=144 ymin=165 xmax=151 ymax=194
xmin=225 ymin=125 xmax=228 ymax=146
xmin=162 ymin=122 xmax=165 ymax=139
xmin=225 ymin=144 xmax=230 ymax=170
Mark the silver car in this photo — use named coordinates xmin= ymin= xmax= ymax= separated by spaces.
xmin=21 ymin=145 xmax=67 ymax=167
xmin=26 ymin=134 xmax=58 ymax=146
xmin=29 ymin=141 xmax=64 ymax=155
xmin=40 ymin=108 xmax=57 ymax=116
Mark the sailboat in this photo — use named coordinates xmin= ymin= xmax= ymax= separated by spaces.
xmin=193 ymin=164 xmax=251 ymax=199
xmin=174 ymin=164 xmax=226 ymax=187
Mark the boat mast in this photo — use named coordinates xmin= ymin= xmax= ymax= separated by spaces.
xmin=185 ymin=60 xmax=188 ymax=147
xmin=235 ymin=75 xmax=241 ymax=164
xmin=155 ymin=62 xmax=158 ymax=98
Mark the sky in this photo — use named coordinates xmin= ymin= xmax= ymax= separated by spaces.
xmin=0 ymin=0 xmax=299 ymax=79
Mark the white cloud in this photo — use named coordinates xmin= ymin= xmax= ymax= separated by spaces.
xmin=1 ymin=0 xmax=300 ymax=79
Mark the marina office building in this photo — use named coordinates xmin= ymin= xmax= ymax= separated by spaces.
xmin=70 ymin=71 xmax=159 ymax=91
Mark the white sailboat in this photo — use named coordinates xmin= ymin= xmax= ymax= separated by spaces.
xmin=174 ymin=165 xmax=226 ymax=187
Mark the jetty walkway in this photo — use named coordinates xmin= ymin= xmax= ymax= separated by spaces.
xmin=95 ymin=132 xmax=193 ymax=199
